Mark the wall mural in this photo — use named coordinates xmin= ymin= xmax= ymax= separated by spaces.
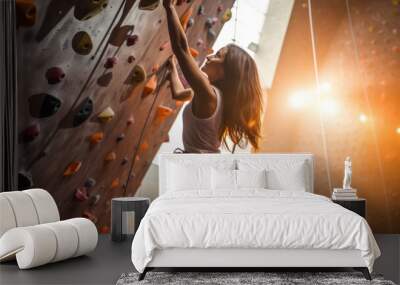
xmin=16 ymin=0 xmax=234 ymax=232
xmin=261 ymin=0 xmax=400 ymax=233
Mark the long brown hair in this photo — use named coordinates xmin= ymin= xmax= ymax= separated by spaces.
xmin=215 ymin=44 xmax=264 ymax=152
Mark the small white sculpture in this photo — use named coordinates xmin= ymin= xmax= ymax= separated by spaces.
xmin=343 ymin=156 xmax=352 ymax=190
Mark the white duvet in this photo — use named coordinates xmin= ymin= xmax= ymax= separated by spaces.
xmin=131 ymin=190 xmax=380 ymax=273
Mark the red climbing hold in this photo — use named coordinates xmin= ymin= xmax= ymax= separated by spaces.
xmin=82 ymin=210 xmax=98 ymax=223
xmin=217 ymin=5 xmax=223 ymax=13
xmin=111 ymin=178 xmax=120 ymax=189
xmin=105 ymin=151 xmax=117 ymax=162
xmin=63 ymin=161 xmax=82 ymax=177
xmin=104 ymin=57 xmax=117 ymax=69
xmin=99 ymin=225 xmax=110 ymax=234
xmin=21 ymin=123 xmax=40 ymax=142
xmin=75 ymin=187 xmax=89 ymax=201
xmin=142 ymin=75 xmax=157 ymax=98
xmin=45 ymin=67 xmax=65 ymax=84
xmin=126 ymin=34 xmax=138 ymax=46
xmin=89 ymin=132 xmax=104 ymax=145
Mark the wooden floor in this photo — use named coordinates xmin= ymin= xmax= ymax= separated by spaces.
xmin=0 ymin=234 xmax=398 ymax=285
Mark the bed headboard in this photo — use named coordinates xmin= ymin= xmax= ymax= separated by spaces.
xmin=159 ymin=153 xmax=314 ymax=195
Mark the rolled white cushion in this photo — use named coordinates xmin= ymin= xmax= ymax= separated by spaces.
xmin=23 ymin=188 xmax=60 ymax=223
xmin=0 ymin=196 xmax=17 ymax=237
xmin=0 ymin=218 xmax=98 ymax=269
xmin=42 ymin=221 xmax=79 ymax=262
xmin=0 ymin=226 xmax=57 ymax=269
xmin=0 ymin=191 xmax=39 ymax=227
xmin=65 ymin=218 xmax=98 ymax=257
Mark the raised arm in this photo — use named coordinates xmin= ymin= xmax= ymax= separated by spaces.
xmin=163 ymin=1 xmax=215 ymax=106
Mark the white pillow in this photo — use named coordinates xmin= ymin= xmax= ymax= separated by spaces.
xmin=236 ymin=169 xmax=267 ymax=189
xmin=167 ymin=162 xmax=212 ymax=191
xmin=212 ymin=168 xmax=237 ymax=190
xmin=266 ymin=163 xmax=307 ymax=191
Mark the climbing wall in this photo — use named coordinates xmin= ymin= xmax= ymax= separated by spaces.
xmin=261 ymin=0 xmax=400 ymax=233
xmin=16 ymin=0 xmax=235 ymax=231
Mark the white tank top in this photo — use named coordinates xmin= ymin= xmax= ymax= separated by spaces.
xmin=182 ymin=86 xmax=223 ymax=153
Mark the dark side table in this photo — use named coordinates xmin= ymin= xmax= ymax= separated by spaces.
xmin=332 ymin=198 xmax=366 ymax=218
xmin=111 ymin=197 xmax=150 ymax=242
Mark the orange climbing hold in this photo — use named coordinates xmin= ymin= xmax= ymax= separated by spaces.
xmin=98 ymin=107 xmax=115 ymax=122
xmin=111 ymin=178 xmax=120 ymax=189
xmin=105 ymin=151 xmax=117 ymax=162
xmin=180 ymin=6 xmax=193 ymax=30
xmin=89 ymin=132 xmax=104 ymax=145
xmin=139 ymin=141 xmax=149 ymax=152
xmin=142 ymin=75 xmax=157 ymax=98
xmin=190 ymin=47 xmax=199 ymax=58
xmin=154 ymin=105 xmax=173 ymax=124
xmin=63 ymin=161 xmax=82 ymax=177
xmin=152 ymin=64 xmax=160 ymax=73
xmin=99 ymin=225 xmax=110 ymax=234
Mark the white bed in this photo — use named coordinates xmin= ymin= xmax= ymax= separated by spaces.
xmin=131 ymin=154 xmax=380 ymax=280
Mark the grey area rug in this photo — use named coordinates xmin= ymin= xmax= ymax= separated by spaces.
xmin=116 ymin=272 xmax=396 ymax=285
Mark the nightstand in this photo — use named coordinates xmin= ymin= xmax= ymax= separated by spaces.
xmin=332 ymin=198 xmax=366 ymax=218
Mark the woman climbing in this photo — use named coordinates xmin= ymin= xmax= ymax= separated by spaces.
xmin=164 ymin=0 xmax=264 ymax=153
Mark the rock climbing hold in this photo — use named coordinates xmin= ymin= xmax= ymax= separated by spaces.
xmin=84 ymin=178 xmax=96 ymax=188
xmin=154 ymin=105 xmax=173 ymax=124
xmin=205 ymin=18 xmax=213 ymax=29
xmin=127 ymin=55 xmax=135 ymax=63
xmin=111 ymin=178 xmax=120 ymax=189
xmin=180 ymin=6 xmax=193 ymax=30
xmin=139 ymin=141 xmax=149 ymax=152
xmin=16 ymin=0 xmax=36 ymax=27
xmin=207 ymin=29 xmax=217 ymax=40
xmin=126 ymin=34 xmax=139 ymax=46
xmin=160 ymin=41 xmax=169 ymax=51
xmin=28 ymin=94 xmax=61 ymax=118
xmin=89 ymin=132 xmax=104 ymax=145
xmin=74 ymin=187 xmax=89 ymax=201
xmin=97 ymin=72 xmax=113 ymax=87
xmin=89 ymin=193 xmax=101 ymax=205
xmin=187 ymin=18 xmax=194 ymax=28
xmin=18 ymin=170 xmax=33 ymax=189
xmin=74 ymin=0 xmax=109 ymax=21
xmin=72 ymin=31 xmax=93 ymax=55
xmin=211 ymin=17 xmax=218 ymax=25
xmin=189 ymin=47 xmax=199 ymax=57
xmin=138 ymin=0 xmax=159 ymax=10
xmin=45 ymin=67 xmax=65 ymax=84
xmin=127 ymin=115 xmax=135 ymax=126
xmin=142 ymin=75 xmax=157 ymax=98
xmin=217 ymin=5 xmax=223 ymax=13
xmin=121 ymin=157 xmax=129 ymax=165
xmin=98 ymin=107 xmax=115 ymax=123
xmin=131 ymin=65 xmax=146 ymax=84
xmin=196 ymin=39 xmax=204 ymax=47
xmin=222 ymin=8 xmax=232 ymax=23
xmin=82 ymin=210 xmax=97 ymax=223
xmin=99 ymin=225 xmax=110 ymax=234
xmin=63 ymin=161 xmax=82 ymax=177
xmin=197 ymin=5 xmax=205 ymax=15
xmin=152 ymin=64 xmax=160 ymax=73
xmin=105 ymin=151 xmax=117 ymax=162
xmin=21 ymin=123 xmax=40 ymax=142
xmin=104 ymin=57 xmax=117 ymax=69
xmin=116 ymin=133 xmax=125 ymax=142
xmin=73 ymin=98 xmax=93 ymax=127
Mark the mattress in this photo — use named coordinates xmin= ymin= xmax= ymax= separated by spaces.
xmin=131 ymin=190 xmax=380 ymax=273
